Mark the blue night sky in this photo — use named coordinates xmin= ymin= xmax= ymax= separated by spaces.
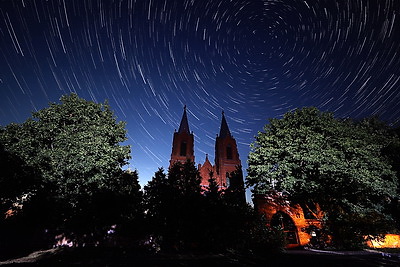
xmin=1 ymin=0 xmax=399 ymax=187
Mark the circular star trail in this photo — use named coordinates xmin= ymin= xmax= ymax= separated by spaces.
xmin=1 ymin=0 xmax=399 ymax=184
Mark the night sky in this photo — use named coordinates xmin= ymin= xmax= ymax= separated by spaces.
xmin=1 ymin=0 xmax=399 ymax=186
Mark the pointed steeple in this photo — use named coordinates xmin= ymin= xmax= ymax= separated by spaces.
xmin=204 ymin=153 xmax=210 ymax=164
xmin=170 ymin=105 xmax=194 ymax=168
xmin=178 ymin=105 xmax=190 ymax=133
xmin=219 ymin=111 xmax=231 ymax=138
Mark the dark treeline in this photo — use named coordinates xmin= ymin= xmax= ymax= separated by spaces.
xmin=142 ymin=161 xmax=283 ymax=253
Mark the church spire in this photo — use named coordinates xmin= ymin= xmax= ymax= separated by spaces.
xmin=178 ymin=105 xmax=190 ymax=133
xmin=170 ymin=105 xmax=194 ymax=168
xmin=219 ymin=111 xmax=231 ymax=138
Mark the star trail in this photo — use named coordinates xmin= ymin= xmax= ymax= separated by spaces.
xmin=1 ymin=0 xmax=399 ymax=185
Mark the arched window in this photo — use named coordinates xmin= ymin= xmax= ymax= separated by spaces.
xmin=226 ymin=144 xmax=233 ymax=159
xmin=180 ymin=141 xmax=187 ymax=156
xmin=271 ymin=212 xmax=299 ymax=245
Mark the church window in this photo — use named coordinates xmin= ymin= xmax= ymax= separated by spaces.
xmin=180 ymin=141 xmax=187 ymax=156
xmin=226 ymin=172 xmax=230 ymax=187
xmin=226 ymin=144 xmax=233 ymax=159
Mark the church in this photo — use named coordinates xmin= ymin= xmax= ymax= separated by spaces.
xmin=169 ymin=106 xmax=319 ymax=247
xmin=169 ymin=106 xmax=245 ymax=197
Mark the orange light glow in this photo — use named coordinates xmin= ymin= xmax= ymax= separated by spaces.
xmin=367 ymin=234 xmax=400 ymax=248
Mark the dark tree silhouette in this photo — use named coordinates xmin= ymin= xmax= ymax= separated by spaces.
xmin=143 ymin=167 xmax=170 ymax=241
xmin=225 ymin=166 xmax=246 ymax=206
xmin=144 ymin=161 xmax=203 ymax=250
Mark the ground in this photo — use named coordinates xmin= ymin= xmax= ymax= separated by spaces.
xmin=1 ymin=247 xmax=400 ymax=266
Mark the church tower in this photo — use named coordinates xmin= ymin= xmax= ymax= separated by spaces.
xmin=214 ymin=111 xmax=242 ymax=187
xmin=169 ymin=105 xmax=195 ymax=168
xmin=170 ymin=107 xmax=245 ymax=202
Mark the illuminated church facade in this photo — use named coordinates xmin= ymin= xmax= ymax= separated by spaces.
xmin=169 ymin=106 xmax=245 ymax=198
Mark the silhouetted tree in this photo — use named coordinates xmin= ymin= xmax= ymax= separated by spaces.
xmin=168 ymin=160 xmax=202 ymax=197
xmin=204 ymin=172 xmax=222 ymax=202
xmin=199 ymin=172 xmax=225 ymax=251
xmin=225 ymin=166 xmax=246 ymax=206
xmin=144 ymin=161 xmax=203 ymax=250
xmin=93 ymin=169 xmax=144 ymax=242
xmin=167 ymin=160 xmax=203 ymax=250
xmin=143 ymin=168 xmax=170 ymax=240
xmin=198 ymin=169 xmax=275 ymax=252
xmin=116 ymin=169 xmax=143 ymax=224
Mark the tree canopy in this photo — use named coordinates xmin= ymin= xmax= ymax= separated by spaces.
xmin=247 ymin=107 xmax=399 ymax=247
xmin=0 ymin=94 xmax=140 ymax=250
xmin=1 ymin=94 xmax=130 ymax=207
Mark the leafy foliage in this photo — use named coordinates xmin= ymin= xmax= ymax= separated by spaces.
xmin=247 ymin=107 xmax=398 ymax=248
xmin=0 ymin=94 xmax=140 ymax=250
xmin=1 ymin=94 xmax=130 ymax=206
xmin=0 ymin=142 xmax=38 ymax=212
xmin=247 ymin=214 xmax=286 ymax=254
